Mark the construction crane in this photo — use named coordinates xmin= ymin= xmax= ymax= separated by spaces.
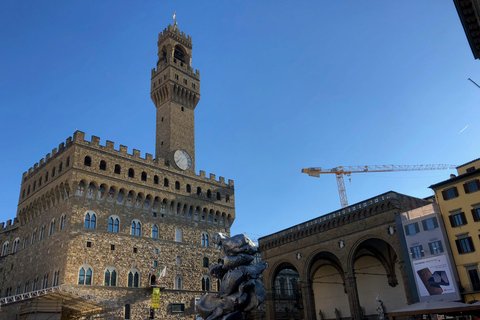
xmin=301 ymin=164 xmax=457 ymax=208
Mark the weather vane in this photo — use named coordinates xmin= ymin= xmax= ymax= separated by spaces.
xmin=173 ymin=11 xmax=177 ymax=26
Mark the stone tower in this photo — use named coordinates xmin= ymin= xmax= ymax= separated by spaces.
xmin=150 ymin=23 xmax=200 ymax=172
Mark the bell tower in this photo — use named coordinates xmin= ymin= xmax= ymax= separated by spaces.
xmin=151 ymin=23 xmax=200 ymax=172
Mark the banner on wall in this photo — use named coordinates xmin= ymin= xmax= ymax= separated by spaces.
xmin=413 ymin=255 xmax=456 ymax=297
xmin=152 ymin=287 xmax=160 ymax=308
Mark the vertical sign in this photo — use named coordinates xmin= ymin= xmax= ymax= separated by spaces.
xmin=152 ymin=287 xmax=160 ymax=308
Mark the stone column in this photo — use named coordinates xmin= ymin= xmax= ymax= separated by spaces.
xmin=265 ymin=289 xmax=276 ymax=320
xmin=345 ymin=272 xmax=362 ymax=320
xmin=300 ymin=279 xmax=316 ymax=320
xmin=397 ymin=260 xmax=414 ymax=304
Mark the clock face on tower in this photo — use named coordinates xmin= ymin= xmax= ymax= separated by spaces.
xmin=174 ymin=150 xmax=192 ymax=170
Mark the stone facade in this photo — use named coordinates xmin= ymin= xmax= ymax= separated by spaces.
xmin=0 ymin=23 xmax=234 ymax=319
xmin=258 ymin=191 xmax=430 ymax=320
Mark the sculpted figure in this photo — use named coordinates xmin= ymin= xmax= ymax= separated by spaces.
xmin=196 ymin=233 xmax=266 ymax=320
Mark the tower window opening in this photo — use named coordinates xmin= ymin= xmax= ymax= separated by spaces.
xmin=114 ymin=165 xmax=121 ymax=174
xmin=164 ymin=178 xmax=169 ymax=187
xmin=192 ymin=83 xmax=196 ymax=89
xmin=174 ymin=45 xmax=185 ymax=62
xmin=154 ymin=175 xmax=159 ymax=184
xmin=141 ymin=171 xmax=147 ymax=181
xmin=100 ymin=160 xmax=106 ymax=171
xmin=186 ymin=184 xmax=191 ymax=193
xmin=183 ymin=78 xmax=187 ymax=85
xmin=175 ymin=74 xmax=179 ymax=80
xmin=175 ymin=181 xmax=180 ymax=190
xmin=161 ymin=116 xmax=164 ymax=122
xmin=84 ymin=156 xmax=92 ymax=167
xmin=181 ymin=106 xmax=184 ymax=111
xmin=128 ymin=168 xmax=134 ymax=178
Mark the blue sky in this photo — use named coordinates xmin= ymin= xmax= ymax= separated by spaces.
xmin=1 ymin=1 xmax=479 ymax=242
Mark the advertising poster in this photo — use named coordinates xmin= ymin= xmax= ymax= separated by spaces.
xmin=413 ymin=255 xmax=456 ymax=297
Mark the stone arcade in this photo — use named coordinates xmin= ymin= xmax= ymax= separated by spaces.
xmin=0 ymin=23 xmax=235 ymax=319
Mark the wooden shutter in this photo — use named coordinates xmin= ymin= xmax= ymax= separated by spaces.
xmin=449 ymin=215 xmax=455 ymax=228
xmin=453 ymin=187 xmax=459 ymax=197
xmin=468 ymin=237 xmax=475 ymax=252
xmin=460 ymin=212 xmax=467 ymax=225
xmin=414 ymin=223 xmax=420 ymax=233
xmin=422 ymin=220 xmax=427 ymax=231
xmin=472 ymin=209 xmax=480 ymax=222
xmin=433 ymin=217 xmax=439 ymax=228
xmin=455 ymin=239 xmax=462 ymax=253
xmin=442 ymin=190 xmax=448 ymax=200
xmin=464 ymin=183 xmax=470 ymax=194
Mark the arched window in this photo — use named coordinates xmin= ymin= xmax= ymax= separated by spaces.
xmin=99 ymin=160 xmax=107 ymax=171
xmin=78 ymin=266 xmax=92 ymax=285
xmin=108 ymin=216 xmax=120 ymax=232
xmin=197 ymin=187 xmax=202 ymax=196
xmin=201 ymin=233 xmax=209 ymax=246
xmin=131 ymin=220 xmax=141 ymax=236
xmin=114 ymin=164 xmax=121 ymax=174
xmin=45 ymin=171 xmax=49 ymax=182
xmin=128 ymin=168 xmax=134 ymax=178
xmin=84 ymin=211 xmax=96 ymax=229
xmin=39 ymin=177 xmax=42 ymax=186
xmin=217 ymin=192 xmax=221 ymax=200
xmin=164 ymin=178 xmax=169 ymax=187
xmin=151 ymin=275 xmax=156 ymax=285
xmin=128 ymin=270 xmax=140 ymax=287
xmin=175 ymin=276 xmax=182 ymax=290
xmin=176 ymin=256 xmax=181 ymax=265
xmin=175 ymin=229 xmax=182 ymax=242
xmin=174 ymin=45 xmax=186 ymax=62
xmin=152 ymin=225 xmax=158 ymax=238
xmin=226 ymin=195 xmax=230 ymax=203
xmin=66 ymin=156 xmax=70 ymax=167
xmin=202 ymin=275 xmax=210 ymax=291
xmin=33 ymin=181 xmax=36 ymax=191
xmin=84 ymin=156 xmax=91 ymax=166
xmin=53 ymin=271 xmax=59 ymax=286
xmin=207 ymin=190 xmax=212 ymax=198
xmin=203 ymin=257 xmax=209 ymax=268
xmin=12 ymin=238 xmax=20 ymax=254
xmin=186 ymin=184 xmax=191 ymax=193
xmin=52 ymin=167 xmax=56 ymax=177
xmin=104 ymin=268 xmax=117 ymax=286
xmin=175 ymin=181 xmax=180 ymax=190
xmin=60 ymin=214 xmax=66 ymax=230
xmin=58 ymin=162 xmax=63 ymax=173
xmin=154 ymin=175 xmax=159 ymax=184
xmin=141 ymin=172 xmax=147 ymax=181
xmin=49 ymin=219 xmax=55 ymax=235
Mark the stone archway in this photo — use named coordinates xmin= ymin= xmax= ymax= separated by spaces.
xmin=348 ymin=237 xmax=407 ymax=319
xmin=269 ymin=262 xmax=302 ymax=320
xmin=307 ymin=251 xmax=349 ymax=320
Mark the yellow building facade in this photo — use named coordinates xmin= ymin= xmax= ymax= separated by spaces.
xmin=430 ymin=158 xmax=480 ymax=303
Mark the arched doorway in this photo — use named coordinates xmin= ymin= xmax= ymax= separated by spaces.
xmin=351 ymin=238 xmax=406 ymax=318
xmin=309 ymin=252 xmax=349 ymax=320
xmin=273 ymin=264 xmax=302 ymax=320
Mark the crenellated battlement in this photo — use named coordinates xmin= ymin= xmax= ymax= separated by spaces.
xmin=151 ymin=59 xmax=200 ymax=79
xmin=22 ymin=136 xmax=73 ymax=181
xmin=22 ymin=131 xmax=233 ymax=187
xmin=0 ymin=217 xmax=19 ymax=232
xmin=159 ymin=24 xmax=192 ymax=46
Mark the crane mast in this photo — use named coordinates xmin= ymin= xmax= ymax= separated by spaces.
xmin=302 ymin=164 xmax=457 ymax=208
